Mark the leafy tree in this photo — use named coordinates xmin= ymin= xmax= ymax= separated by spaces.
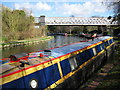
xmin=2 ymin=5 xmax=48 ymax=42
xmin=104 ymin=1 xmax=120 ymax=24
xmin=103 ymin=1 xmax=120 ymax=36
xmin=70 ymin=15 xmax=75 ymax=17
xmin=48 ymin=26 xmax=57 ymax=33
xmin=83 ymin=26 xmax=88 ymax=33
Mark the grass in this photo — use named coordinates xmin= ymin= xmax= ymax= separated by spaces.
xmin=96 ymin=65 xmax=120 ymax=89
xmin=1 ymin=36 xmax=54 ymax=46
xmin=95 ymin=37 xmax=120 ymax=89
xmin=78 ymin=37 xmax=120 ymax=90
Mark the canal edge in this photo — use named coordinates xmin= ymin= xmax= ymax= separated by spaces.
xmin=0 ymin=36 xmax=54 ymax=48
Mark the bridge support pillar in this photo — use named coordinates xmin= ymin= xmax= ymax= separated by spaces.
xmin=39 ymin=15 xmax=45 ymax=26
xmin=106 ymin=25 xmax=113 ymax=36
xmin=98 ymin=26 xmax=107 ymax=34
xmin=69 ymin=26 xmax=72 ymax=35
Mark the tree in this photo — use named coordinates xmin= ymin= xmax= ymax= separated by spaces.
xmin=104 ymin=1 xmax=120 ymax=24
xmin=70 ymin=15 xmax=75 ymax=17
xmin=83 ymin=26 xmax=88 ymax=33
xmin=103 ymin=1 xmax=120 ymax=36
xmin=2 ymin=5 xmax=35 ymax=41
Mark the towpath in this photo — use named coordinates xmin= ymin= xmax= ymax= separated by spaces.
xmin=1 ymin=36 xmax=54 ymax=48
xmin=78 ymin=40 xmax=120 ymax=90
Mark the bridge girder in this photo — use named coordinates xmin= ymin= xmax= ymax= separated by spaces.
xmin=34 ymin=16 xmax=119 ymax=26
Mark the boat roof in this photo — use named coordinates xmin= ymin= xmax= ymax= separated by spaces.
xmin=29 ymin=36 xmax=111 ymax=59
xmin=0 ymin=36 xmax=112 ymax=65
xmin=0 ymin=36 xmax=112 ymax=75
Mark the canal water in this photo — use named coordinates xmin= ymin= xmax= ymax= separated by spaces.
xmin=1 ymin=36 xmax=85 ymax=58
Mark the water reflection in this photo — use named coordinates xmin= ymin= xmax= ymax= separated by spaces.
xmin=2 ymin=36 xmax=85 ymax=58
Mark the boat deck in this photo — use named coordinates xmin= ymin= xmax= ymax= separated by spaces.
xmin=29 ymin=36 xmax=110 ymax=59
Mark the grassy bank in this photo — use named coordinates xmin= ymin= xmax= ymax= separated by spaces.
xmin=96 ymin=64 xmax=120 ymax=89
xmin=1 ymin=36 xmax=54 ymax=48
xmin=78 ymin=37 xmax=120 ymax=90
xmin=96 ymin=37 xmax=120 ymax=89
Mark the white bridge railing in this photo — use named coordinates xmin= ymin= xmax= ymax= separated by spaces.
xmin=34 ymin=17 xmax=118 ymax=25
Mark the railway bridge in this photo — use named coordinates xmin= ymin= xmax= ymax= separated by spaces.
xmin=34 ymin=16 xmax=118 ymax=26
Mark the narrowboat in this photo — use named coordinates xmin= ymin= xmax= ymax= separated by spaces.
xmin=0 ymin=36 xmax=115 ymax=89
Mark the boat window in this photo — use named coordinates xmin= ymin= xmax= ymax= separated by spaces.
xmin=76 ymin=53 xmax=85 ymax=66
xmin=109 ymin=39 xmax=113 ymax=44
xmin=89 ymin=48 xmax=95 ymax=57
xmin=104 ymin=41 xmax=108 ymax=48
xmin=92 ymin=47 xmax=97 ymax=56
xmin=69 ymin=57 xmax=78 ymax=71
xmin=101 ymin=43 xmax=105 ymax=49
xmin=103 ymin=42 xmax=106 ymax=48
xmin=100 ymin=44 xmax=103 ymax=50
xmin=75 ymin=55 xmax=81 ymax=66
xmin=108 ymin=40 xmax=110 ymax=45
xmin=96 ymin=45 xmax=102 ymax=53
xmin=84 ymin=50 xmax=93 ymax=61
xmin=106 ymin=41 xmax=109 ymax=46
xmin=111 ymin=39 xmax=114 ymax=43
xmin=108 ymin=41 xmax=109 ymax=45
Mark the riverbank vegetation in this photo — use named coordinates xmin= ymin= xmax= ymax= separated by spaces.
xmin=78 ymin=37 xmax=120 ymax=89
xmin=2 ymin=5 xmax=48 ymax=43
xmin=1 ymin=36 xmax=54 ymax=48
xmin=96 ymin=37 xmax=120 ymax=89
xmin=48 ymin=25 xmax=99 ymax=34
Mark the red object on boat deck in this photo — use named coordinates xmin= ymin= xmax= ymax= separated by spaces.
xmin=39 ymin=53 xmax=44 ymax=57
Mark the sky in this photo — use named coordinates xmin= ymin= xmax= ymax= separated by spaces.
xmin=1 ymin=0 xmax=117 ymax=17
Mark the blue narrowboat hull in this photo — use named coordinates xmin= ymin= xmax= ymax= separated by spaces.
xmin=0 ymin=36 xmax=115 ymax=89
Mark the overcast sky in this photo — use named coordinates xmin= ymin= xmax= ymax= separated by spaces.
xmin=2 ymin=0 xmax=116 ymax=17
